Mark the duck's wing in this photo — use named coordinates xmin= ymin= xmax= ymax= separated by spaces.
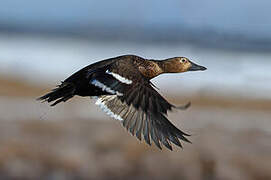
xmin=88 ymin=67 xmax=191 ymax=150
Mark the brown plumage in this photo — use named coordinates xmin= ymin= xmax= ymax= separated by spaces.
xmin=38 ymin=55 xmax=207 ymax=150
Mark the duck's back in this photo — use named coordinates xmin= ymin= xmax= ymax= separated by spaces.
xmin=63 ymin=55 xmax=144 ymax=96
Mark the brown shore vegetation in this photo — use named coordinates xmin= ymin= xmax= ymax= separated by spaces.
xmin=0 ymin=77 xmax=270 ymax=180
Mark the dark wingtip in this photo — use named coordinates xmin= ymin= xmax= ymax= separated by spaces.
xmin=185 ymin=138 xmax=192 ymax=144
xmin=168 ymin=135 xmax=183 ymax=148
xmin=176 ymin=102 xmax=191 ymax=110
xmin=136 ymin=131 xmax=142 ymax=141
xmin=156 ymin=143 xmax=162 ymax=150
xmin=36 ymin=97 xmax=43 ymax=101
xmin=36 ymin=95 xmax=49 ymax=104
xmin=180 ymin=131 xmax=192 ymax=137
xmin=36 ymin=94 xmax=48 ymax=101
xmin=166 ymin=144 xmax=173 ymax=151
xmin=144 ymin=134 xmax=151 ymax=146
xmin=178 ymin=134 xmax=192 ymax=144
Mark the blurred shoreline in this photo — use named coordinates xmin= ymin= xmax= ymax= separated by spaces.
xmin=0 ymin=76 xmax=271 ymax=180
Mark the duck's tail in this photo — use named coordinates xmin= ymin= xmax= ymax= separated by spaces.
xmin=37 ymin=82 xmax=76 ymax=106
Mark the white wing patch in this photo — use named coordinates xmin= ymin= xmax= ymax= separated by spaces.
xmin=95 ymin=96 xmax=123 ymax=121
xmin=106 ymin=70 xmax=132 ymax=84
xmin=91 ymin=79 xmax=123 ymax=96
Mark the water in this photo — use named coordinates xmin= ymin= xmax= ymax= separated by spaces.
xmin=1 ymin=33 xmax=271 ymax=99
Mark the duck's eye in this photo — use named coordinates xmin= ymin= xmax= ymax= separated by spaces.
xmin=181 ymin=59 xmax=187 ymax=63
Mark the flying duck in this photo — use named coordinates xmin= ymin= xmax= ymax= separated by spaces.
xmin=38 ymin=55 xmax=206 ymax=150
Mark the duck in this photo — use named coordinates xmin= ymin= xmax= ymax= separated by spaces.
xmin=38 ymin=55 xmax=207 ymax=150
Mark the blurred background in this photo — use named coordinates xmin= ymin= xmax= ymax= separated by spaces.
xmin=0 ymin=0 xmax=271 ymax=179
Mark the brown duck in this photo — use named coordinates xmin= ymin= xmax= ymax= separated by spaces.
xmin=38 ymin=55 xmax=207 ymax=150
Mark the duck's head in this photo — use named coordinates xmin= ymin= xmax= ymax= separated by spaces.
xmin=162 ymin=57 xmax=207 ymax=73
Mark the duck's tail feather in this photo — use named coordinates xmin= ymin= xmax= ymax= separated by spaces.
xmin=37 ymin=82 xmax=76 ymax=106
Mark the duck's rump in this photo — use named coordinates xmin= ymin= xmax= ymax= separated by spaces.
xmin=37 ymin=58 xmax=117 ymax=105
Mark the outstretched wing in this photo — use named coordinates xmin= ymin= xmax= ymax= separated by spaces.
xmin=88 ymin=66 xmax=191 ymax=150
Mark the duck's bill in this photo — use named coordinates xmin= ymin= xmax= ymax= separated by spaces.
xmin=189 ymin=62 xmax=207 ymax=71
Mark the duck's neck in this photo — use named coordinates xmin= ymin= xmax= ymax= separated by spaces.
xmin=156 ymin=59 xmax=178 ymax=73
xmin=139 ymin=59 xmax=181 ymax=79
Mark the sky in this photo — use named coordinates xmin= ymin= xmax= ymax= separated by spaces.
xmin=0 ymin=0 xmax=270 ymax=38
